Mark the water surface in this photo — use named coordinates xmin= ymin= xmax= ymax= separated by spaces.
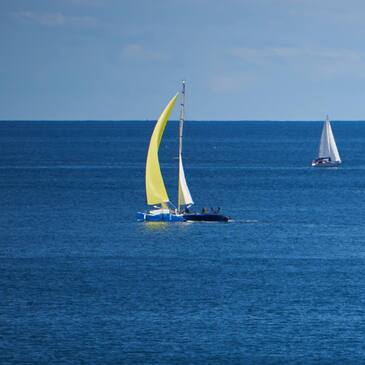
xmin=1 ymin=121 xmax=365 ymax=364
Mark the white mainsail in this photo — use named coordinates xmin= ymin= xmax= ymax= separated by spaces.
xmin=178 ymin=158 xmax=194 ymax=207
xmin=178 ymin=81 xmax=194 ymax=210
xmin=318 ymin=116 xmax=341 ymax=162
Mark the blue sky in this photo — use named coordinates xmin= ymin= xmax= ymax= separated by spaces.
xmin=1 ymin=0 xmax=365 ymax=120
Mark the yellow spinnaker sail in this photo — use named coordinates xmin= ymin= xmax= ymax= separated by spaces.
xmin=145 ymin=93 xmax=178 ymax=205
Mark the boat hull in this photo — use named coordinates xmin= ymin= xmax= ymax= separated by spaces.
xmin=183 ymin=213 xmax=230 ymax=222
xmin=136 ymin=212 xmax=184 ymax=222
xmin=311 ymin=160 xmax=341 ymax=167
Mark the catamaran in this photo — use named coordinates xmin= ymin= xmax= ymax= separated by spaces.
xmin=312 ymin=116 xmax=341 ymax=167
xmin=136 ymin=82 xmax=230 ymax=222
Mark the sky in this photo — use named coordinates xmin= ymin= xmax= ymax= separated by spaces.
xmin=1 ymin=0 xmax=365 ymax=120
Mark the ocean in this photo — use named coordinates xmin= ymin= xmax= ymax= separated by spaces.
xmin=1 ymin=121 xmax=365 ymax=364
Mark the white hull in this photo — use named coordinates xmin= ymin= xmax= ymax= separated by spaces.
xmin=311 ymin=160 xmax=341 ymax=167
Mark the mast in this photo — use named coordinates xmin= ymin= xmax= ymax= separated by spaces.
xmin=326 ymin=115 xmax=330 ymax=156
xmin=177 ymin=81 xmax=185 ymax=212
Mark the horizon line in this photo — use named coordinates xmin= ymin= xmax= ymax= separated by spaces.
xmin=1 ymin=119 xmax=365 ymax=123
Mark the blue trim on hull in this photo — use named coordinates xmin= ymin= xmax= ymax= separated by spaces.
xmin=136 ymin=212 xmax=184 ymax=222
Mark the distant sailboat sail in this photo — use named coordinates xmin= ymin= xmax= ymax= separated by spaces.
xmin=145 ymin=93 xmax=178 ymax=205
xmin=318 ymin=116 xmax=341 ymax=162
xmin=177 ymin=81 xmax=194 ymax=210
xmin=312 ymin=116 xmax=341 ymax=167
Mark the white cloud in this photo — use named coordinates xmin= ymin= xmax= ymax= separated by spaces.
xmin=286 ymin=0 xmax=365 ymax=24
xmin=121 ymin=44 xmax=170 ymax=62
xmin=64 ymin=0 xmax=104 ymax=5
xmin=15 ymin=11 xmax=98 ymax=28
xmin=209 ymin=73 xmax=255 ymax=94
xmin=230 ymin=46 xmax=365 ymax=80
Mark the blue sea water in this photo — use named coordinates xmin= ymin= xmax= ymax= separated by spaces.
xmin=1 ymin=120 xmax=365 ymax=364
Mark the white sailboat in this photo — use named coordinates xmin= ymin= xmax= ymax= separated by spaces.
xmin=312 ymin=116 xmax=341 ymax=167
